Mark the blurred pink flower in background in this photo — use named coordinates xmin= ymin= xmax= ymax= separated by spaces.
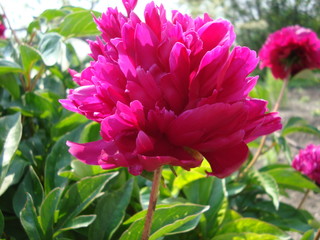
xmin=0 ymin=15 xmax=6 ymax=39
xmin=259 ymin=25 xmax=320 ymax=80
xmin=60 ymin=0 xmax=282 ymax=178
xmin=292 ymin=144 xmax=320 ymax=185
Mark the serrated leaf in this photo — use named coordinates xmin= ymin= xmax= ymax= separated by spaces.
xmin=120 ymin=204 xmax=209 ymax=240
xmin=216 ymin=218 xmax=290 ymax=239
xmin=40 ymin=188 xmax=63 ymax=239
xmin=57 ymin=172 xmax=118 ymax=230
xmin=0 ymin=113 xmax=22 ymax=188
xmin=59 ymin=10 xmax=101 ymax=38
xmin=88 ymin=178 xmax=134 ymax=240
xmin=20 ymin=194 xmax=44 ymax=240
xmin=39 ymin=33 xmax=65 ymax=66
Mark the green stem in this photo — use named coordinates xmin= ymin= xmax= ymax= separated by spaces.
xmin=142 ymin=167 xmax=163 ymax=240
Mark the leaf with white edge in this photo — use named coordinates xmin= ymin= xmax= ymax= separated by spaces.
xmin=0 ymin=156 xmax=29 ymax=196
xmin=216 ymin=218 xmax=290 ymax=239
xmin=39 ymin=33 xmax=65 ymax=66
xmin=249 ymin=170 xmax=279 ymax=209
xmin=57 ymin=172 xmax=118 ymax=230
xmin=88 ymin=178 xmax=134 ymax=240
xmin=212 ymin=232 xmax=281 ymax=240
xmin=55 ymin=215 xmax=96 ymax=236
xmin=120 ymin=204 xmax=209 ymax=240
xmin=20 ymin=194 xmax=44 ymax=240
xmin=40 ymin=188 xmax=63 ymax=238
xmin=59 ymin=10 xmax=101 ymax=38
xmin=0 ymin=113 xmax=22 ymax=189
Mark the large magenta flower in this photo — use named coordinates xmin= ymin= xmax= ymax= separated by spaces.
xmin=60 ymin=1 xmax=282 ymax=178
xmin=259 ymin=25 xmax=320 ymax=80
xmin=292 ymin=144 xmax=320 ymax=185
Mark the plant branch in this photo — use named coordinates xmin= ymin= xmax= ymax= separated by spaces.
xmin=297 ymin=189 xmax=310 ymax=209
xmin=0 ymin=3 xmax=22 ymax=45
xmin=315 ymin=228 xmax=320 ymax=240
xmin=239 ymin=76 xmax=290 ymax=178
xmin=142 ymin=167 xmax=163 ymax=240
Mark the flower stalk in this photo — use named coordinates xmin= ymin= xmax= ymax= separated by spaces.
xmin=240 ymin=76 xmax=289 ymax=177
xmin=297 ymin=189 xmax=310 ymax=209
xmin=142 ymin=166 xmax=163 ymax=240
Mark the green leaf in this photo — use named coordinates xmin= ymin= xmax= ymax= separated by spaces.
xmin=0 ymin=59 xmax=23 ymax=74
xmin=120 ymin=203 xmax=209 ymax=240
xmin=282 ymin=117 xmax=320 ymax=137
xmin=0 ymin=210 xmax=3 ymax=236
xmin=13 ymin=167 xmax=44 ymax=216
xmin=89 ymin=178 xmax=134 ymax=240
xmin=40 ymin=9 xmax=68 ymax=21
xmin=0 ymin=113 xmax=22 ymax=188
xmin=172 ymin=169 xmax=206 ymax=196
xmin=40 ymin=188 xmax=63 ymax=239
xmin=212 ymin=232 xmax=281 ymax=240
xmin=56 ymin=215 xmax=96 ymax=235
xmin=21 ymin=92 xmax=58 ymax=119
xmin=301 ymin=229 xmax=314 ymax=240
xmin=0 ymin=156 xmax=29 ymax=196
xmin=0 ymin=73 xmax=20 ymax=99
xmin=20 ymin=45 xmax=42 ymax=74
xmin=20 ymin=194 xmax=44 ymax=240
xmin=183 ymin=177 xmax=226 ymax=237
xmin=59 ymin=10 xmax=101 ymax=38
xmin=44 ymin=124 xmax=85 ymax=194
xmin=216 ymin=218 xmax=290 ymax=239
xmin=57 ymin=172 xmax=118 ymax=230
xmin=39 ymin=33 xmax=65 ymax=66
xmin=51 ymin=113 xmax=88 ymax=140
xmin=249 ymin=170 xmax=280 ymax=209
xmin=266 ymin=167 xmax=320 ymax=193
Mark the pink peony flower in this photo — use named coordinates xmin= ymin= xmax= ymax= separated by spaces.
xmin=259 ymin=25 xmax=320 ymax=80
xmin=0 ymin=23 xmax=5 ymax=39
xmin=60 ymin=0 xmax=282 ymax=178
xmin=292 ymin=144 xmax=320 ymax=185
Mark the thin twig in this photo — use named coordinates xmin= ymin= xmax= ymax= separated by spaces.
xmin=297 ymin=189 xmax=310 ymax=209
xmin=0 ymin=3 xmax=22 ymax=45
xmin=239 ymin=76 xmax=290 ymax=178
xmin=142 ymin=167 xmax=163 ymax=240
xmin=30 ymin=65 xmax=45 ymax=91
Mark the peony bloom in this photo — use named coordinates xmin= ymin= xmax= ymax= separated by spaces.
xmin=60 ymin=0 xmax=282 ymax=178
xmin=292 ymin=144 xmax=320 ymax=185
xmin=259 ymin=25 xmax=320 ymax=80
